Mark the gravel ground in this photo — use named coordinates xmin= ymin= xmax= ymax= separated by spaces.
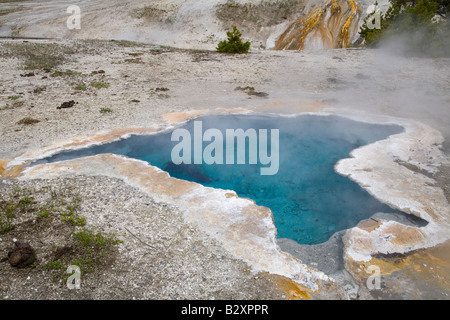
xmin=0 ymin=38 xmax=449 ymax=300
xmin=0 ymin=175 xmax=291 ymax=300
xmin=1 ymin=39 xmax=450 ymax=160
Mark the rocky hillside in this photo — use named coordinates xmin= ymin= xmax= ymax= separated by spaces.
xmin=0 ymin=0 xmax=390 ymax=50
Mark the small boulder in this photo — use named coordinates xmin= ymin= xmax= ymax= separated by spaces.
xmin=8 ymin=242 xmax=36 ymax=268
xmin=57 ymin=100 xmax=77 ymax=109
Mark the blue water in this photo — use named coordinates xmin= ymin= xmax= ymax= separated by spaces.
xmin=34 ymin=114 xmax=404 ymax=245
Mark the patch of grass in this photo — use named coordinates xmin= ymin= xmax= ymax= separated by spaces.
xmin=36 ymin=209 xmax=51 ymax=218
xmin=113 ymin=40 xmax=142 ymax=47
xmin=150 ymin=87 xmax=170 ymax=99
xmin=61 ymin=213 xmax=86 ymax=227
xmin=51 ymin=69 xmax=82 ymax=77
xmin=8 ymin=95 xmax=21 ymax=100
xmin=157 ymin=93 xmax=170 ymax=99
xmin=17 ymin=196 xmax=34 ymax=213
xmin=0 ymin=184 xmax=123 ymax=282
xmin=44 ymin=228 xmax=122 ymax=279
xmin=91 ymin=82 xmax=109 ymax=89
xmin=0 ymin=43 xmax=75 ymax=71
xmin=0 ymin=201 xmax=16 ymax=234
xmin=74 ymin=84 xmax=87 ymax=91
xmin=0 ymin=189 xmax=35 ymax=233
xmin=33 ymin=85 xmax=47 ymax=94
xmin=100 ymin=107 xmax=113 ymax=114
xmin=58 ymin=196 xmax=85 ymax=226
xmin=43 ymin=259 xmax=65 ymax=271
xmin=75 ymin=228 xmax=122 ymax=248
xmin=12 ymin=100 xmax=24 ymax=108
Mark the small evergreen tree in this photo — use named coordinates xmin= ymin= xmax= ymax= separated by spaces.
xmin=217 ymin=26 xmax=251 ymax=54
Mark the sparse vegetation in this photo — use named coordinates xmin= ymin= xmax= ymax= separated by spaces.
xmin=133 ymin=5 xmax=175 ymax=24
xmin=42 ymin=259 xmax=65 ymax=271
xmin=100 ymin=107 xmax=113 ymax=113
xmin=75 ymin=228 xmax=122 ymax=248
xmin=7 ymin=95 xmax=25 ymax=109
xmin=0 ymin=201 xmax=15 ymax=234
xmin=51 ymin=69 xmax=82 ymax=77
xmin=1 ymin=185 xmax=122 ymax=282
xmin=112 ymin=40 xmax=144 ymax=47
xmin=60 ymin=196 xmax=86 ymax=226
xmin=75 ymin=84 xmax=87 ymax=91
xmin=0 ymin=43 xmax=69 ymax=70
xmin=0 ymin=187 xmax=34 ymax=234
xmin=149 ymin=87 xmax=171 ymax=99
xmin=92 ymin=82 xmax=110 ymax=89
xmin=43 ymin=227 xmax=121 ymax=279
xmin=91 ymin=70 xmax=105 ymax=75
xmin=157 ymin=93 xmax=170 ymax=99
xmin=33 ymin=85 xmax=47 ymax=94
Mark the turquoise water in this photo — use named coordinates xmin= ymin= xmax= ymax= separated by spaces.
xmin=35 ymin=114 xmax=404 ymax=245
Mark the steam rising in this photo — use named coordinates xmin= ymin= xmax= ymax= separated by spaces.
xmin=325 ymin=45 xmax=450 ymax=152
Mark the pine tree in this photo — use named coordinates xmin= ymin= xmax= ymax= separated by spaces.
xmin=217 ymin=26 xmax=251 ymax=54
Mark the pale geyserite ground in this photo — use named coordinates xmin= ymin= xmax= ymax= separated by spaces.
xmin=0 ymin=0 xmax=449 ymax=300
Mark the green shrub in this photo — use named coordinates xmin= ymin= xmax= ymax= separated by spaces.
xmin=100 ymin=107 xmax=113 ymax=113
xmin=217 ymin=26 xmax=251 ymax=54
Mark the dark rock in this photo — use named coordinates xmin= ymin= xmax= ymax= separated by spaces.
xmin=235 ymin=86 xmax=268 ymax=97
xmin=17 ymin=117 xmax=40 ymax=125
xmin=20 ymin=72 xmax=35 ymax=77
xmin=8 ymin=242 xmax=36 ymax=268
xmin=57 ymin=100 xmax=76 ymax=109
xmin=235 ymin=86 xmax=255 ymax=91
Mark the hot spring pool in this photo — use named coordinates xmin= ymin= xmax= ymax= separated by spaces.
xmin=34 ymin=114 xmax=405 ymax=245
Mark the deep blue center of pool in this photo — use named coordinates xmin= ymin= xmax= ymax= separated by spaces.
xmin=35 ymin=114 xmax=404 ymax=245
